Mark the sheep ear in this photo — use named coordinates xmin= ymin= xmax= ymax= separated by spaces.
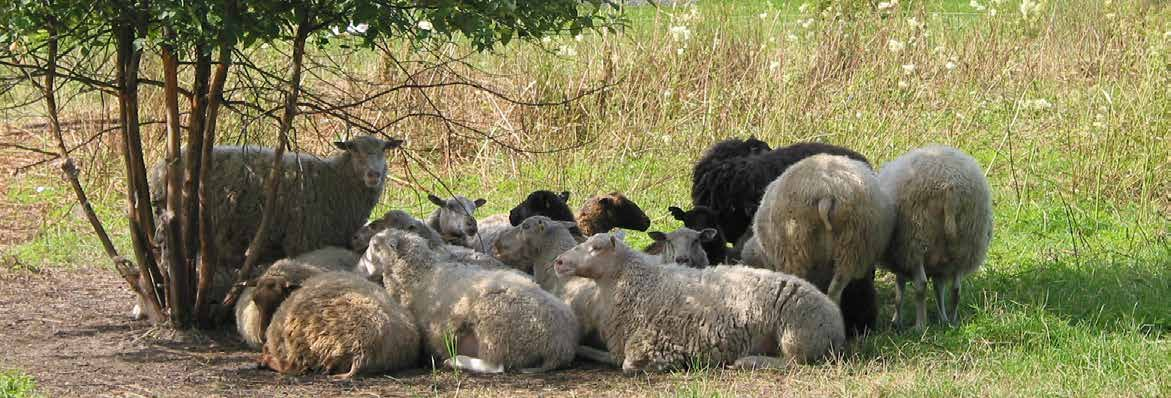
xmin=668 ymin=206 xmax=686 ymax=220
xmin=598 ymin=197 xmax=613 ymax=208
xmin=559 ymin=191 xmax=571 ymax=202
xmin=333 ymin=141 xmax=351 ymax=151
xmin=699 ymin=228 xmax=718 ymax=242
xmin=607 ymin=235 xmax=618 ymax=249
xmin=382 ymin=138 xmax=403 ymax=150
xmin=427 ymin=194 xmax=445 ymax=207
xmin=648 ymin=231 xmax=667 ymax=242
xmin=473 ymin=198 xmax=487 ymax=208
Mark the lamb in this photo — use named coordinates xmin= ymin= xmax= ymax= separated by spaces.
xmin=877 ymin=145 xmax=993 ymax=329
xmin=235 ymin=246 xmax=360 ymax=349
xmin=351 ymin=210 xmax=507 ymax=276
xmin=553 ymin=233 xmax=845 ymax=372
xmin=259 ymin=271 xmax=420 ymax=379
xmin=642 ymin=227 xmax=718 ymax=268
xmin=425 ymin=194 xmax=486 ymax=248
xmin=690 ymin=139 xmax=868 ymax=244
xmin=492 ymin=216 xmax=614 ymax=364
xmin=143 ymin=135 xmax=399 ymax=314
xmin=750 ymin=154 xmax=892 ymax=337
xmin=367 ymin=229 xmax=578 ymax=373
xmin=576 ymin=192 xmax=651 ymax=237
xmin=667 ymin=205 xmax=729 ymax=264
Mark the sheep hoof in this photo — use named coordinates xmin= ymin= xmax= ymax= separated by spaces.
xmin=444 ymin=355 xmax=504 ymax=374
xmin=732 ymin=356 xmax=787 ymax=371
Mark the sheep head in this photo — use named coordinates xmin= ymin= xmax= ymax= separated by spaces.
xmin=508 ymin=190 xmax=575 ymax=226
xmin=493 ymin=216 xmax=577 ymax=265
xmin=554 ymin=232 xmax=627 ymax=280
xmin=647 ymin=227 xmax=718 ymax=267
xmin=333 ymin=135 xmax=401 ymax=189
xmin=427 ymin=194 xmax=486 ymax=245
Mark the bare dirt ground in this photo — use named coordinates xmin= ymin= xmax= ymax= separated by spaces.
xmin=0 ymin=265 xmax=798 ymax=397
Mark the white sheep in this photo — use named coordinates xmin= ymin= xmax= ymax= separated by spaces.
xmin=878 ymin=145 xmax=993 ymax=328
xmin=259 ymin=271 xmax=420 ymax=379
xmin=553 ymin=233 xmax=845 ymax=372
xmin=492 ymin=216 xmax=614 ymax=364
xmin=752 ymin=154 xmax=894 ymax=305
xmin=425 ymin=194 xmax=486 ymax=247
xmin=352 ymin=210 xmax=509 ymax=278
xmin=235 ymin=246 xmax=360 ymax=349
xmin=367 ymin=229 xmax=578 ymax=373
xmin=643 ymin=227 xmax=719 ymax=268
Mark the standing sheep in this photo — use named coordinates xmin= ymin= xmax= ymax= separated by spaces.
xmin=259 ymin=272 xmax=420 ymax=379
xmin=642 ymin=227 xmax=719 ymax=268
xmin=553 ymin=233 xmax=845 ymax=372
xmin=368 ymin=229 xmax=578 ymax=373
xmin=751 ymin=154 xmax=892 ymax=337
xmin=666 ymin=205 xmax=730 ymax=264
xmin=143 ymin=135 xmax=399 ymax=315
xmin=576 ymin=192 xmax=651 ymax=237
xmin=878 ymin=145 xmax=993 ymax=329
xmin=425 ymin=194 xmax=486 ymax=247
xmin=235 ymin=246 xmax=360 ymax=349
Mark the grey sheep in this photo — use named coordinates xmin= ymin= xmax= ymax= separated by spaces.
xmin=642 ymin=227 xmax=719 ymax=268
xmin=492 ymin=216 xmax=614 ymax=364
xmin=752 ymin=155 xmax=893 ymax=303
xmin=259 ymin=271 xmax=420 ymax=379
xmin=367 ymin=229 xmax=578 ymax=373
xmin=143 ymin=136 xmax=399 ymax=316
xmin=878 ymin=145 xmax=993 ymax=329
xmin=553 ymin=233 xmax=845 ymax=372
xmin=235 ymin=246 xmax=360 ymax=349
xmin=352 ymin=210 xmax=507 ymax=277
xmin=425 ymin=194 xmax=486 ymax=247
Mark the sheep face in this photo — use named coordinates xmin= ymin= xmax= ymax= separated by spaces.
xmin=428 ymin=195 xmax=487 ymax=244
xmin=367 ymin=229 xmax=436 ymax=273
xmin=591 ymin=193 xmax=652 ymax=232
xmin=554 ymin=233 xmax=624 ymax=280
xmin=647 ymin=227 xmax=717 ymax=267
xmin=332 ymin=136 xmax=401 ymax=189
xmin=493 ymin=216 xmax=577 ymax=264
xmin=249 ymin=275 xmax=299 ymax=342
xmin=509 ymin=190 xmax=574 ymax=226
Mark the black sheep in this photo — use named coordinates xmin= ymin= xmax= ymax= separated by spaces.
xmin=509 ymin=190 xmax=575 ymax=226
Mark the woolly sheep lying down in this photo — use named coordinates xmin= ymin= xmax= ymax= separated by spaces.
xmin=470 ymin=190 xmax=578 ymax=258
xmin=259 ymin=271 xmax=420 ymax=379
xmin=878 ymin=145 xmax=993 ymax=329
xmin=235 ymin=246 xmax=360 ymax=349
xmin=425 ymin=194 xmax=487 ymax=248
xmin=553 ymin=233 xmax=845 ymax=372
xmin=492 ymin=216 xmax=614 ymax=364
xmin=367 ymin=229 xmax=578 ymax=373
xmin=351 ymin=210 xmax=508 ymax=276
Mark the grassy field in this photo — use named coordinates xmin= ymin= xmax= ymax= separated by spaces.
xmin=1 ymin=0 xmax=1169 ymax=396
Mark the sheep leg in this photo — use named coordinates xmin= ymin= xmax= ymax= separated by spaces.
xmin=948 ymin=275 xmax=964 ymax=326
xmin=932 ymin=277 xmax=950 ymax=325
xmin=912 ymin=264 xmax=928 ymax=330
xmin=825 ymin=272 xmax=847 ymax=305
xmin=892 ymin=274 xmax=908 ymax=326
xmin=330 ymin=354 xmax=366 ymax=381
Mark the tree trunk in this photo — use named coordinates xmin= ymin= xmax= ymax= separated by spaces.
xmin=222 ymin=9 xmax=312 ymax=308
xmin=161 ymin=43 xmax=193 ymax=328
xmin=116 ymin=17 xmax=166 ymax=315
xmin=42 ymin=18 xmax=165 ymax=323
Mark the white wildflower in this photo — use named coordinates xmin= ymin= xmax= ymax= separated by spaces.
xmin=1105 ymin=13 xmax=1115 ymax=19
xmin=769 ymin=61 xmax=780 ymax=71
xmin=800 ymin=18 xmax=814 ymax=29
xmin=907 ymin=17 xmax=922 ymax=29
xmin=878 ymin=1 xmax=898 ymax=11
xmin=35 ymin=186 xmax=46 ymax=193
xmin=898 ymin=80 xmax=910 ymax=89
xmin=759 ymin=12 xmax=768 ymax=19
xmin=575 ymin=33 xmax=584 ymax=42
xmin=970 ymin=0 xmax=986 ymax=11
xmin=662 ymin=134 xmax=673 ymax=143
xmin=945 ymin=60 xmax=958 ymax=71
xmin=989 ymin=8 xmax=997 ymax=16
xmin=855 ymin=111 xmax=863 ymax=119
xmin=786 ymin=32 xmax=799 ymax=42
xmin=346 ymin=23 xmax=369 ymax=34
xmin=558 ymin=45 xmax=577 ymax=57
xmin=888 ymin=38 xmax=906 ymax=52
xmin=902 ymin=63 xmax=916 ymax=74
xmin=541 ymin=36 xmax=552 ymax=44
xmin=669 ymin=25 xmax=692 ymax=41
xmin=417 ymin=20 xmax=434 ymax=31
xmin=663 ymin=89 xmax=672 ymax=98
xmin=676 ymin=47 xmax=684 ymax=55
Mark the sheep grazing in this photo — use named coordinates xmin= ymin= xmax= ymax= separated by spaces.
xmin=878 ymin=145 xmax=993 ymax=329
xmin=576 ymin=192 xmax=651 ymax=237
xmin=368 ymin=229 xmax=578 ymax=373
xmin=352 ymin=210 xmax=506 ymax=277
xmin=666 ymin=206 xmax=729 ymax=264
xmin=690 ymin=139 xmax=869 ymax=245
xmin=259 ymin=272 xmax=420 ymax=379
xmin=144 ymin=135 xmax=400 ymax=312
xmin=642 ymin=227 xmax=718 ymax=268
xmin=425 ymin=194 xmax=487 ymax=247
xmin=236 ymin=246 xmax=360 ymax=349
xmin=492 ymin=216 xmax=614 ymax=364
xmin=751 ymin=154 xmax=892 ymax=337
xmin=553 ymin=233 xmax=844 ymax=372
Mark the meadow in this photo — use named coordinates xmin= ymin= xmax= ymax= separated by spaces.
xmin=1 ymin=0 xmax=1169 ymax=396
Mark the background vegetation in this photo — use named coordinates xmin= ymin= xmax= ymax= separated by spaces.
xmin=1 ymin=0 xmax=1168 ymax=395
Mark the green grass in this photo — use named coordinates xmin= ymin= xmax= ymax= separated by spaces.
xmin=0 ymin=370 xmax=38 ymax=398
xmin=2 ymin=0 xmax=1169 ymax=395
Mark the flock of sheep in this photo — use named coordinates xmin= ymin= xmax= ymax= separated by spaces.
xmin=140 ymin=135 xmax=993 ymax=378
